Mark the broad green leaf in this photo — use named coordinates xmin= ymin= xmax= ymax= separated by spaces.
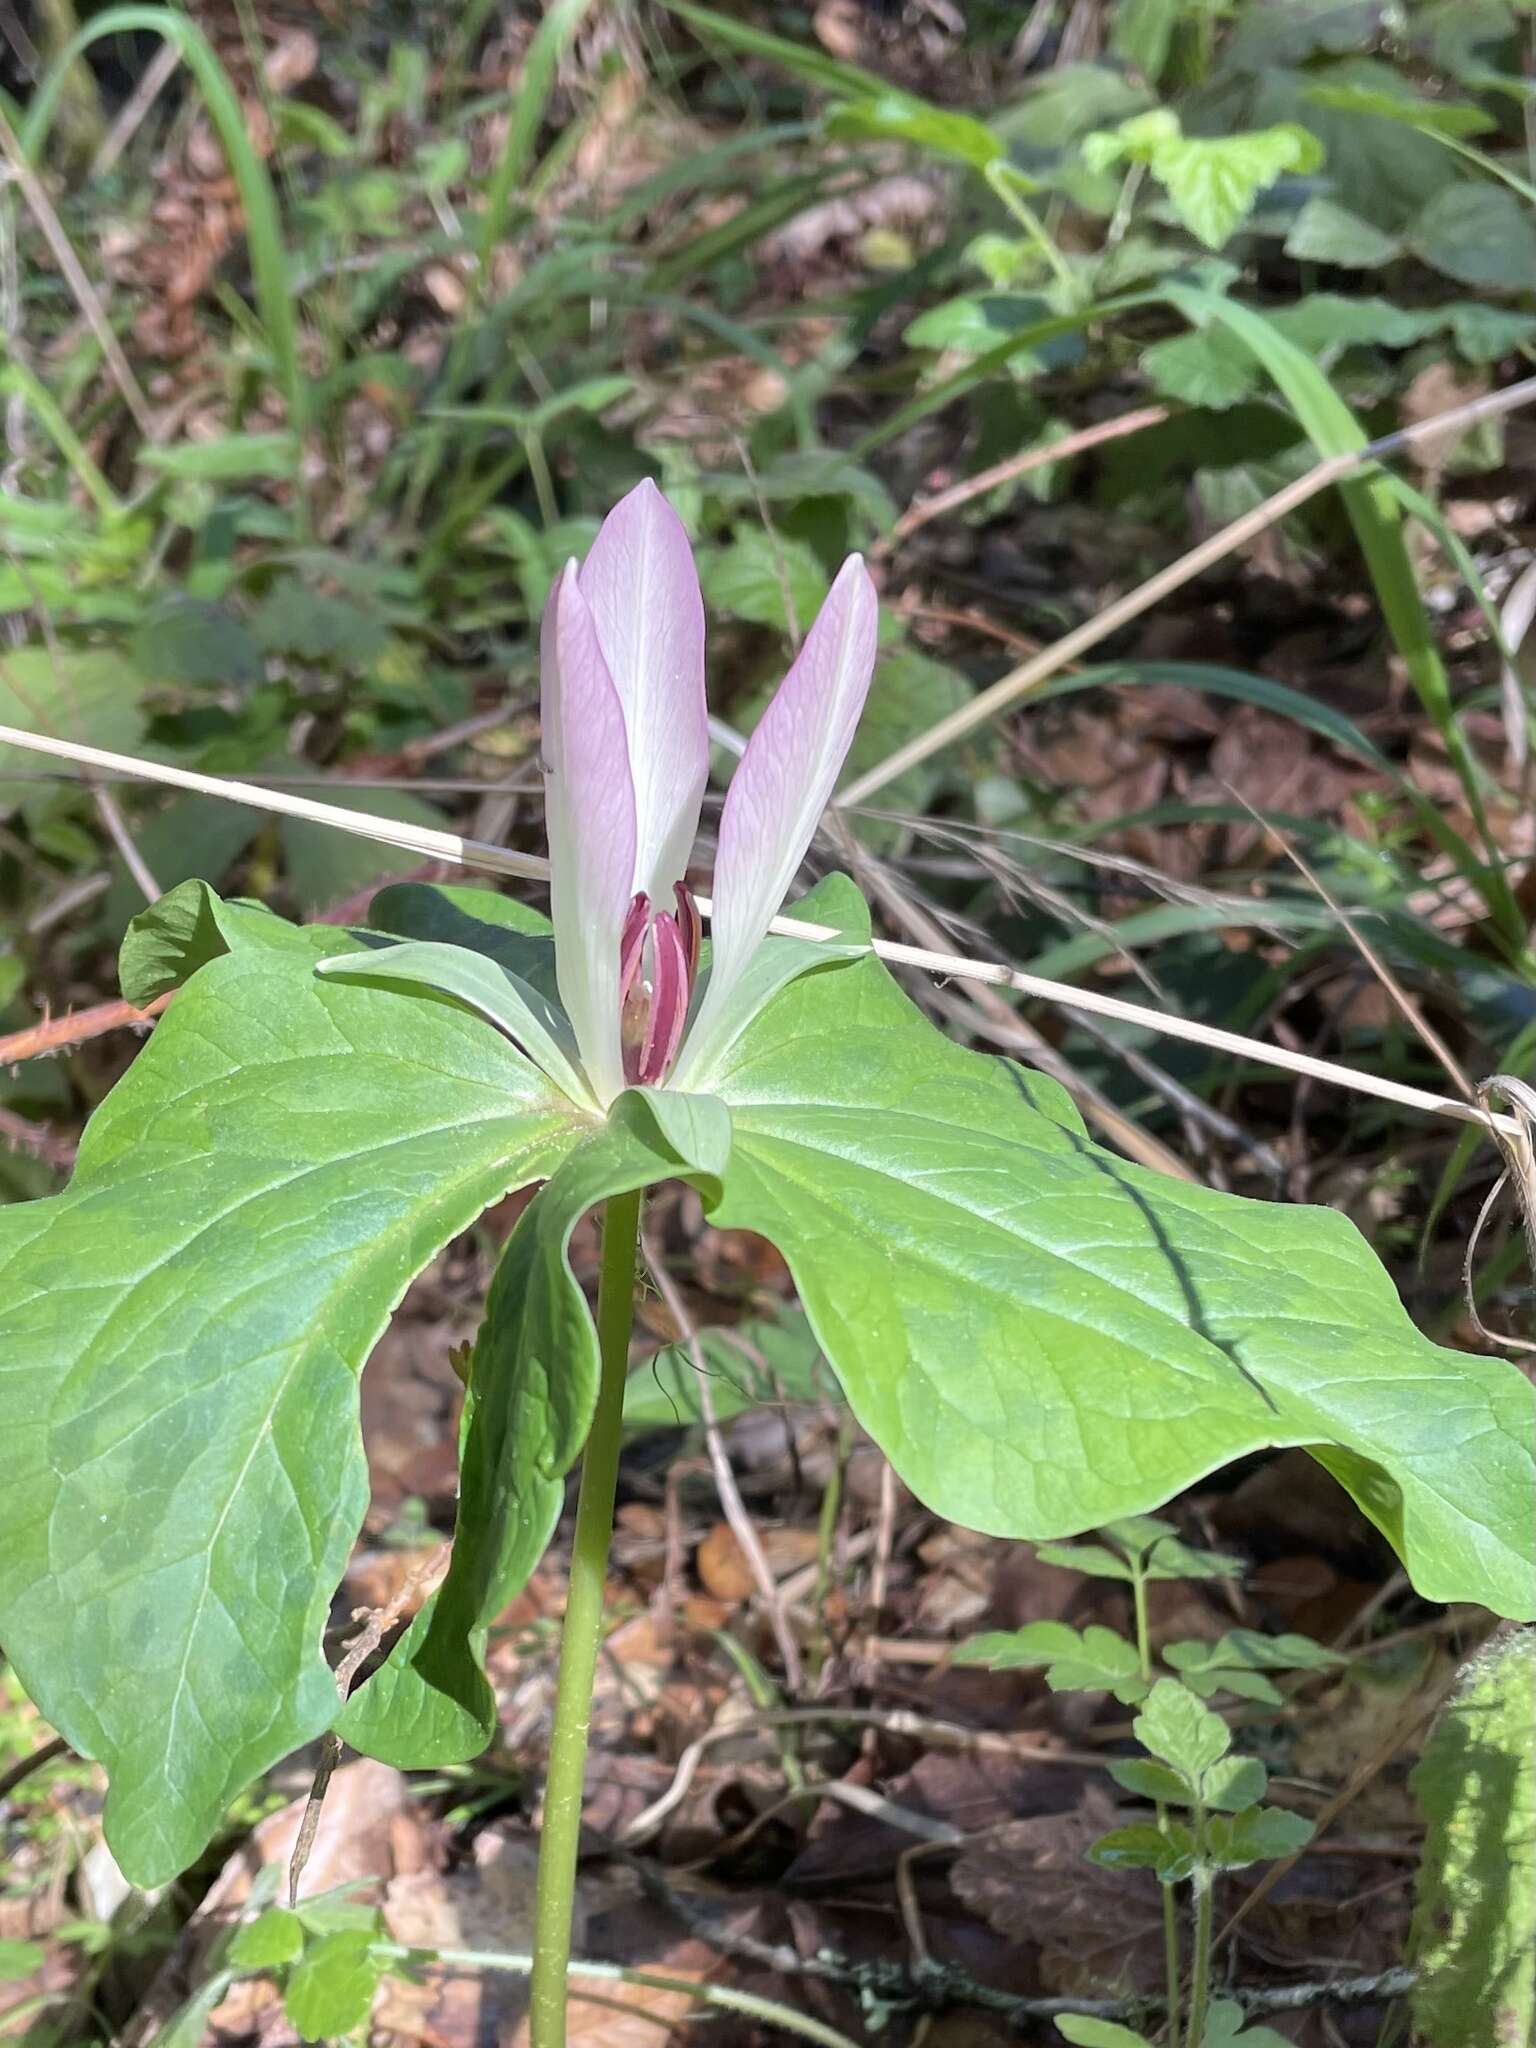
xmin=953 ymin=1622 xmax=1147 ymax=1701
xmin=1202 ymin=1997 xmax=1292 ymax=2047
xmin=282 ymin=1928 xmax=382 ymax=2041
xmin=1090 ymin=1819 xmax=1199 ymax=1882
xmin=826 ymin=93 xmax=1002 ymax=172
xmin=119 ymin=876 xmax=307 ymax=1003
xmin=1204 ymin=1805 xmax=1314 ymax=1869
xmin=228 ymin=1907 xmax=304 ymax=1970
xmin=1410 ymin=1631 xmax=1536 ymax=2047
xmin=1408 ymin=182 xmax=1536 ymax=290
xmin=705 ymin=881 xmax=1536 ymax=1621
xmin=280 ymin=787 xmax=451 ymax=915
xmin=251 ymin=576 xmax=388 ymax=666
xmin=1282 ymin=196 xmax=1403 ymax=268
xmin=0 ymin=648 xmax=146 ymax=822
xmin=340 ymin=1091 xmax=721 ymax=1763
xmin=0 ymin=907 xmax=584 ymax=1883
xmin=130 ymin=597 xmax=263 ymax=689
xmin=1304 ymin=80 xmax=1495 ymax=140
xmin=1134 ymin=1679 xmax=1230 ymax=1781
xmin=1055 ymin=2019 xmax=1155 ymax=2048
xmin=0 ymin=1940 xmax=45 ymax=1981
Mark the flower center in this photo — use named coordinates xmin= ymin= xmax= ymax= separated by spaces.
xmin=619 ymin=881 xmax=701 ymax=1087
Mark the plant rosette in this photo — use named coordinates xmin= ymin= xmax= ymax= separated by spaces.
xmin=1 ymin=483 xmax=1531 ymax=1914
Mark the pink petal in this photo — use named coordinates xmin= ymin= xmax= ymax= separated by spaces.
xmin=541 ymin=562 xmax=636 ymax=1104
xmin=695 ymin=556 xmax=878 ymax=1022
xmin=578 ymin=479 xmax=708 ymax=908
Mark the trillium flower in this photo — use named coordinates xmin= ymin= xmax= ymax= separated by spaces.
xmin=542 ymin=479 xmax=878 ymax=1107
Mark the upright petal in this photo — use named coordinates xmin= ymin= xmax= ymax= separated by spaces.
xmin=694 ymin=556 xmax=878 ymax=1025
xmin=578 ymin=479 xmax=708 ymax=905
xmin=542 ymin=562 xmax=636 ymax=1104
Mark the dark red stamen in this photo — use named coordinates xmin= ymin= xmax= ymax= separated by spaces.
xmin=635 ymin=912 xmax=690 ymax=1085
xmin=673 ymin=880 xmax=702 ymax=981
xmin=619 ymin=891 xmax=649 ymax=1004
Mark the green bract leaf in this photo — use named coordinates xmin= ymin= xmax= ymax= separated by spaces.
xmin=699 ymin=528 xmax=830 ymax=636
xmin=0 ymin=902 xmax=585 ymax=1883
xmin=1133 ymin=1679 xmax=1231 ymax=1782
xmin=953 ymin=1622 xmax=1147 ymax=1701
xmin=701 ymin=881 xmax=1536 ymax=1620
xmin=339 ymin=1091 xmax=724 ymax=1763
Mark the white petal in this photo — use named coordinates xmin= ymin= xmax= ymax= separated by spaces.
xmin=578 ymin=479 xmax=708 ymax=905
xmin=688 ymin=556 xmax=878 ymax=1044
xmin=541 ymin=562 xmax=636 ymax=1104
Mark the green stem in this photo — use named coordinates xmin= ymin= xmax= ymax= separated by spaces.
xmin=984 ymin=160 xmax=1077 ymax=300
xmin=1130 ymin=1567 xmax=1181 ymax=2048
xmin=1186 ymin=1853 xmax=1214 ymax=2046
xmin=528 ymin=1187 xmax=643 ymax=2048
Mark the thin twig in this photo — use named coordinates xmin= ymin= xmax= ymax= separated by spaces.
xmin=89 ymin=39 xmax=181 ymax=180
xmin=875 ymin=403 xmax=1169 ymax=558
xmin=0 ymin=1734 xmax=69 ymax=1801
xmin=840 ymin=375 xmax=1536 ymax=810
xmin=642 ymin=1227 xmax=805 ymax=1692
xmin=0 ymin=991 xmax=171 ymax=1062
xmin=0 ymin=721 xmax=1522 ymax=1141
xmin=0 ymin=106 xmax=158 ymax=441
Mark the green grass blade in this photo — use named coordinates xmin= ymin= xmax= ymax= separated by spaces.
xmin=21 ymin=5 xmax=301 ymax=434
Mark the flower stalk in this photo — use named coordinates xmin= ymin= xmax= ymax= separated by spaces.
xmin=528 ymin=1187 xmax=644 ymax=2048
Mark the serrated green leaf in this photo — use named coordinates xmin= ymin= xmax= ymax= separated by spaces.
xmin=1143 ymin=328 xmax=1259 ymax=409
xmin=1201 ymin=1754 xmax=1269 ymax=1812
xmin=228 ymin=1906 xmax=304 ymax=1970
xmin=282 ymin=1928 xmax=382 ymax=2040
xmin=1164 ymin=1628 xmax=1341 ymax=1706
xmin=1107 ymin=1757 xmax=1192 ymax=1806
xmin=252 ymin=576 xmax=388 ymax=666
xmin=1203 ymin=1804 xmax=1314 ymax=1869
xmin=1085 ymin=111 xmax=1322 ymax=248
xmin=1101 ymin=1517 xmax=1246 ymax=1582
xmin=1134 ymin=1679 xmax=1231 ymax=1779
xmin=1410 ymin=1630 xmax=1536 ymax=2046
xmin=954 ymin=1622 xmax=1146 ymax=1699
xmin=0 ymin=905 xmax=583 ymax=1883
xmin=1033 ymin=1540 xmax=1136 ymax=1580
xmin=340 ymin=1093 xmax=718 ymax=1763
xmin=280 ymin=788 xmax=451 ymax=915
xmin=1090 ymin=1818 xmax=1199 ymax=1882
xmin=699 ymin=529 xmax=830 ymax=635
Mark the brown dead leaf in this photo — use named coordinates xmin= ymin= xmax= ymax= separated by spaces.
xmin=950 ymin=1786 xmax=1165 ymax=1998
xmin=697 ymin=1521 xmax=821 ymax=1600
